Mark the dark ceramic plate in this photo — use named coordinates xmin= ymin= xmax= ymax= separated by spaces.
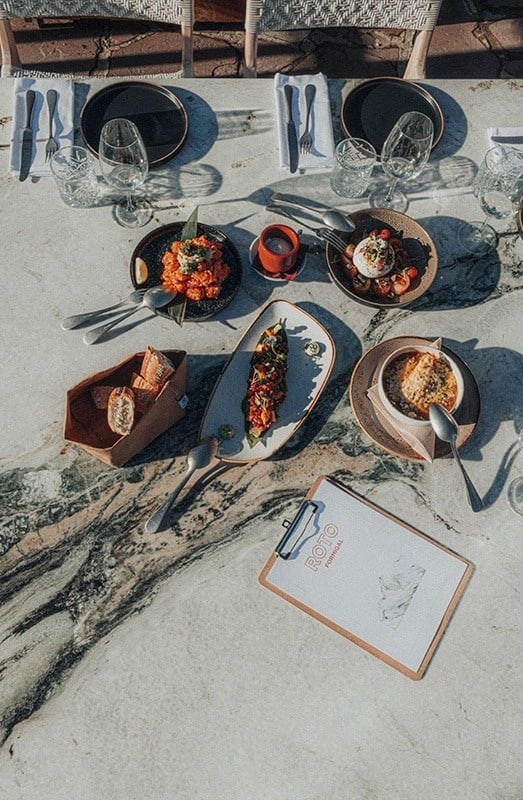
xmin=349 ymin=336 xmax=481 ymax=461
xmin=80 ymin=81 xmax=188 ymax=167
xmin=130 ymin=222 xmax=242 ymax=321
xmin=326 ymin=208 xmax=437 ymax=309
xmin=341 ymin=77 xmax=444 ymax=155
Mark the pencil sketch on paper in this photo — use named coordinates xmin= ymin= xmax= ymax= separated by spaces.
xmin=377 ymin=560 xmax=426 ymax=629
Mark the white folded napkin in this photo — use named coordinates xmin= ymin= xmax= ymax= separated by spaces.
xmin=487 ymin=127 xmax=523 ymax=150
xmin=10 ymin=77 xmax=75 ymax=178
xmin=274 ymin=72 xmax=335 ymax=171
xmin=366 ymin=383 xmax=436 ymax=463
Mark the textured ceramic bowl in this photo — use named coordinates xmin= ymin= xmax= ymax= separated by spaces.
xmin=377 ymin=344 xmax=464 ymax=428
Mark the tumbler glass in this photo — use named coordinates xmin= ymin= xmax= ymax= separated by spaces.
xmin=330 ymin=138 xmax=377 ymax=198
xmin=50 ymin=146 xmax=99 ymax=207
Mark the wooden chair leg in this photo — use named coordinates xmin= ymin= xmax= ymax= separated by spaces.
xmin=0 ymin=17 xmax=21 ymax=77
xmin=181 ymin=24 xmax=193 ymax=77
xmin=243 ymin=31 xmax=257 ymax=77
xmin=404 ymin=29 xmax=433 ymax=80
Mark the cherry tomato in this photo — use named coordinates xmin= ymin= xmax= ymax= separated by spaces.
xmin=391 ymin=273 xmax=410 ymax=296
xmin=345 ymin=264 xmax=358 ymax=278
xmin=352 ymin=275 xmax=371 ymax=295
xmin=373 ymin=277 xmax=393 ymax=297
xmin=405 ymin=266 xmax=418 ymax=280
xmin=340 ymin=242 xmax=356 ymax=265
xmin=378 ymin=228 xmax=391 ymax=240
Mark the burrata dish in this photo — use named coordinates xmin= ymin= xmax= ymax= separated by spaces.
xmin=353 ymin=234 xmax=395 ymax=278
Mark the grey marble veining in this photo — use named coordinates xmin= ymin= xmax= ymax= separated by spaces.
xmin=0 ymin=78 xmax=522 ymax=798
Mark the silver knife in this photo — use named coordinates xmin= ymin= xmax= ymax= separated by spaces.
xmin=19 ymin=89 xmax=36 ymax=182
xmin=490 ymin=135 xmax=523 ymax=144
xmin=284 ymin=84 xmax=299 ymax=174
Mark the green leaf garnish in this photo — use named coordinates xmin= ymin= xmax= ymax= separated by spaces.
xmin=180 ymin=206 xmax=199 ymax=241
xmin=164 ymin=207 xmax=199 ymax=326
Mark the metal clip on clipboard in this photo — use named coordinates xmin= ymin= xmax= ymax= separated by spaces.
xmin=275 ymin=500 xmax=319 ymax=560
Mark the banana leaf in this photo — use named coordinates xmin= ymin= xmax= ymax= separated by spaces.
xmin=164 ymin=206 xmax=199 ymax=326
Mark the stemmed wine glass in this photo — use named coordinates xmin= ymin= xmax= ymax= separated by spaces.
xmin=458 ymin=145 xmax=522 ymax=255
xmin=369 ymin=111 xmax=434 ymax=212
xmin=99 ymin=118 xmax=152 ymax=228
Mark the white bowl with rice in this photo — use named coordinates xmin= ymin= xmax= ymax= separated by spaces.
xmin=377 ymin=344 xmax=465 ymax=428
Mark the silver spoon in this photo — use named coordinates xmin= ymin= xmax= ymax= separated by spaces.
xmin=144 ymin=436 xmax=219 ymax=533
xmin=429 ymin=403 xmax=483 ymax=512
xmin=62 ymin=289 xmax=147 ymax=330
xmin=83 ymin=286 xmax=176 ymax=345
xmin=270 ymin=192 xmax=355 ymax=232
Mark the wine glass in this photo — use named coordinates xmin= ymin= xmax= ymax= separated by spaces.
xmin=507 ymin=413 xmax=523 ymax=516
xmin=99 ymin=118 xmax=152 ymax=228
xmin=369 ymin=111 xmax=434 ymax=212
xmin=459 ymin=146 xmax=523 ymax=255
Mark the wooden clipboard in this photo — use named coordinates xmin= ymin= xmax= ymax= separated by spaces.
xmin=259 ymin=476 xmax=473 ymax=680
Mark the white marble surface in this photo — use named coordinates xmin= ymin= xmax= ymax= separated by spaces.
xmin=0 ymin=77 xmax=522 ymax=799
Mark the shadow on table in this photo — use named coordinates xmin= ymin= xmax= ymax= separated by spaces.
xmin=403 ymin=215 xmax=502 ymax=311
xmin=76 ymin=83 xmax=275 ymax=205
xmin=436 ymin=337 xmax=523 ymax=509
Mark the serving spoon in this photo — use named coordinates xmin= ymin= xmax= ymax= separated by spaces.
xmin=144 ymin=436 xmax=219 ymax=533
xmin=270 ymin=192 xmax=355 ymax=232
xmin=62 ymin=289 xmax=147 ymax=330
xmin=83 ymin=286 xmax=176 ymax=345
xmin=429 ymin=403 xmax=483 ymax=512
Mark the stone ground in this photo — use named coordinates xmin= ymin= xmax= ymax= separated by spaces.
xmin=6 ymin=0 xmax=522 ymax=79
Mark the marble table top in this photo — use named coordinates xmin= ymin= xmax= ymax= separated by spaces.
xmin=0 ymin=77 xmax=522 ymax=800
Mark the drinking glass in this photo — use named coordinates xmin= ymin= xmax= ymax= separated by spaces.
xmin=50 ymin=145 xmax=99 ymax=208
xmin=330 ymin=137 xmax=377 ymax=198
xmin=459 ymin=146 xmax=523 ymax=255
xmin=99 ymin=118 xmax=152 ymax=228
xmin=507 ymin=416 xmax=523 ymax=516
xmin=369 ymin=112 xmax=434 ymax=212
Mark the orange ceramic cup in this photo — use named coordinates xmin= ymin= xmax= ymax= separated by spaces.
xmin=258 ymin=224 xmax=300 ymax=274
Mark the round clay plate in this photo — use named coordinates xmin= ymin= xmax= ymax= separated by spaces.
xmin=349 ymin=336 xmax=481 ymax=461
xmin=130 ymin=222 xmax=242 ymax=321
xmin=326 ymin=208 xmax=438 ymax=309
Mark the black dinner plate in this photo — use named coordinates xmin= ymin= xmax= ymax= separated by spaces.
xmin=341 ymin=77 xmax=444 ymax=155
xmin=130 ymin=222 xmax=242 ymax=321
xmin=80 ymin=81 xmax=188 ymax=167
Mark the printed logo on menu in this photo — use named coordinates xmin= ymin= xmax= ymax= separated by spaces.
xmin=304 ymin=522 xmax=343 ymax=572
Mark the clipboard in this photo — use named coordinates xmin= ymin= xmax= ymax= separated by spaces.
xmin=259 ymin=476 xmax=473 ymax=680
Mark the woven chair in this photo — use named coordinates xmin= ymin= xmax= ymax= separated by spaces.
xmin=243 ymin=0 xmax=443 ymax=79
xmin=0 ymin=0 xmax=194 ymax=78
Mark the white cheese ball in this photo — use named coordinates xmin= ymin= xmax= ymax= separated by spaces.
xmin=353 ymin=236 xmax=395 ymax=278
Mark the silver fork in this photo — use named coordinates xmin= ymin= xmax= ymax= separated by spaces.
xmin=61 ymin=288 xmax=148 ymax=329
xmin=298 ymin=84 xmax=316 ymax=155
xmin=45 ymin=89 xmax=59 ymax=162
xmin=265 ymin=205 xmax=348 ymax=253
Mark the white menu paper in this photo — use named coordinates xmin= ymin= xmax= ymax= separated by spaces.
xmin=260 ymin=477 xmax=472 ymax=678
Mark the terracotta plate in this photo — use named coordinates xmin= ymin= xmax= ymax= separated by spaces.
xmin=341 ymin=77 xmax=444 ymax=154
xmin=326 ymin=208 xmax=437 ymax=309
xmin=349 ymin=336 xmax=481 ymax=461
xmin=130 ymin=222 xmax=242 ymax=321
xmin=200 ymin=300 xmax=336 ymax=463
xmin=80 ymin=81 xmax=188 ymax=167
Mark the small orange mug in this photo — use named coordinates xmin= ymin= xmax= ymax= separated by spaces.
xmin=258 ymin=224 xmax=300 ymax=274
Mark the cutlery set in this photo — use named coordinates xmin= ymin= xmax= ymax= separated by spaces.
xmin=284 ymin=82 xmax=316 ymax=173
xmin=18 ymin=88 xmax=60 ymax=181
xmin=62 ymin=286 xmax=176 ymax=345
